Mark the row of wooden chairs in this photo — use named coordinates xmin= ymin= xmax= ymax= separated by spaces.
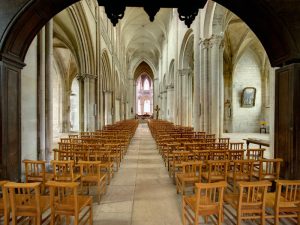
xmin=0 ymin=180 xmax=93 ymax=225
xmin=182 ymin=179 xmax=300 ymax=225
xmin=175 ymin=158 xmax=283 ymax=195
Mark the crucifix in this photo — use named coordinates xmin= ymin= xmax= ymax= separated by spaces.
xmin=154 ymin=105 xmax=160 ymax=120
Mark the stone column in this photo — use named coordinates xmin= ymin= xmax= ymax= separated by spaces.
xmin=219 ymin=38 xmax=225 ymax=136
xmin=37 ymin=28 xmax=46 ymax=160
xmin=154 ymin=78 xmax=159 ymax=110
xmin=193 ymin=35 xmax=201 ymax=131
xmin=180 ymin=68 xmax=191 ymax=126
xmin=62 ymin=89 xmax=71 ymax=133
xmin=98 ymin=76 xmax=104 ymax=129
xmin=163 ymin=90 xmax=167 ymax=120
xmin=0 ymin=54 xmax=25 ymax=180
xmin=201 ymin=39 xmax=209 ymax=132
xmin=208 ymin=35 xmax=223 ymax=137
xmin=104 ymin=91 xmax=112 ymax=125
xmin=45 ymin=20 xmax=53 ymax=162
xmin=166 ymin=84 xmax=174 ymax=122
xmin=83 ymin=74 xmax=97 ymax=131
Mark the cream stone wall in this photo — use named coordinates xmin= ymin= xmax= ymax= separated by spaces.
xmin=21 ymin=38 xmax=38 ymax=161
xmin=232 ymin=49 xmax=262 ymax=132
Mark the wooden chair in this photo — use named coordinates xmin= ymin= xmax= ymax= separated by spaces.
xmin=22 ymin=159 xmax=53 ymax=194
xmin=182 ymin=181 xmax=227 ymax=225
xmin=77 ymin=160 xmax=107 ymax=204
xmin=176 ymin=161 xmax=202 ymax=195
xmin=88 ymin=150 xmax=114 ymax=184
xmin=209 ymin=150 xmax=228 ymax=160
xmin=201 ymin=160 xmax=229 ymax=183
xmin=51 ymin=160 xmax=81 ymax=182
xmin=227 ymin=150 xmax=245 ymax=161
xmin=229 ymin=142 xmax=244 ymax=150
xmin=224 ymin=180 xmax=271 ymax=225
xmin=265 ymin=180 xmax=300 ymax=225
xmin=0 ymin=181 xmax=9 ymax=225
xmin=252 ymin=158 xmax=283 ymax=182
xmin=169 ymin=150 xmax=192 ymax=180
xmin=246 ymin=148 xmax=265 ymax=160
xmin=46 ymin=181 xmax=93 ymax=225
xmin=227 ymin=159 xmax=255 ymax=192
xmin=218 ymin=137 xmax=230 ymax=149
xmin=3 ymin=182 xmax=50 ymax=225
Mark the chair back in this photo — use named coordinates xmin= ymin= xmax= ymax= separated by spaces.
xmin=210 ymin=150 xmax=228 ymax=160
xmin=259 ymin=158 xmax=283 ymax=181
xmin=229 ymin=142 xmax=244 ymax=150
xmin=228 ymin=150 xmax=245 ymax=161
xmin=206 ymin=160 xmax=229 ymax=182
xmin=181 ymin=161 xmax=203 ymax=182
xmin=195 ymin=181 xmax=227 ymax=214
xmin=3 ymin=182 xmax=49 ymax=224
xmin=23 ymin=160 xmax=49 ymax=193
xmin=238 ymin=181 xmax=271 ymax=211
xmin=46 ymin=181 xmax=88 ymax=223
xmin=78 ymin=160 xmax=101 ymax=178
xmin=0 ymin=181 xmax=9 ymax=225
xmin=51 ymin=160 xmax=77 ymax=182
xmin=246 ymin=148 xmax=265 ymax=160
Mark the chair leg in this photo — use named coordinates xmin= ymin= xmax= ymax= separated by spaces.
xmin=97 ymin=181 xmax=101 ymax=205
xmin=89 ymin=203 xmax=93 ymax=225
xmin=182 ymin=198 xmax=186 ymax=225
xmin=261 ymin=212 xmax=265 ymax=225
xmin=237 ymin=211 xmax=241 ymax=225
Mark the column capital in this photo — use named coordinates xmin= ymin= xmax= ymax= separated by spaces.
xmin=83 ymin=73 xmax=97 ymax=80
xmin=209 ymin=34 xmax=224 ymax=46
xmin=178 ymin=68 xmax=192 ymax=76
xmin=167 ymin=84 xmax=174 ymax=89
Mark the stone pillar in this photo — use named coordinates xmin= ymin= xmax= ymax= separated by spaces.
xmin=201 ymin=39 xmax=209 ymax=132
xmin=193 ymin=33 xmax=201 ymax=131
xmin=98 ymin=76 xmax=104 ymax=129
xmin=0 ymin=54 xmax=24 ymax=180
xmin=180 ymin=69 xmax=191 ymax=126
xmin=166 ymin=84 xmax=174 ymax=122
xmin=163 ymin=90 xmax=167 ymax=120
xmin=208 ymin=35 xmax=224 ymax=137
xmin=104 ymin=91 xmax=112 ymax=125
xmin=83 ymin=74 xmax=97 ymax=131
xmin=154 ymin=78 xmax=159 ymax=110
xmin=37 ymin=28 xmax=46 ymax=160
xmin=45 ymin=21 xmax=53 ymax=162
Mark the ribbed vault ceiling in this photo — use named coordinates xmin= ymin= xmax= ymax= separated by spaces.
xmin=121 ymin=7 xmax=172 ymax=69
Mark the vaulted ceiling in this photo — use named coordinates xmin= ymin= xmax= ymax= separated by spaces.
xmin=120 ymin=7 xmax=172 ymax=68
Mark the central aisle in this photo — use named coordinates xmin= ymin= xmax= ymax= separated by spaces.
xmin=93 ymin=123 xmax=183 ymax=225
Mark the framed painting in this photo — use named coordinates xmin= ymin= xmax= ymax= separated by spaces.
xmin=241 ymin=87 xmax=256 ymax=107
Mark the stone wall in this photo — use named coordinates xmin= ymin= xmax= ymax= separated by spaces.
xmin=21 ymin=38 xmax=38 ymax=163
xmin=232 ymin=49 xmax=262 ymax=132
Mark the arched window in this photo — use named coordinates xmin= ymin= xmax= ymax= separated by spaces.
xmin=144 ymin=79 xmax=150 ymax=90
xmin=144 ymin=99 xmax=150 ymax=113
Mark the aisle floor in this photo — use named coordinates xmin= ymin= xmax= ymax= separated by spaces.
xmin=93 ymin=123 xmax=182 ymax=225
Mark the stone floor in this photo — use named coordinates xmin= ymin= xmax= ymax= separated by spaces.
xmin=92 ymin=123 xmax=182 ymax=225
